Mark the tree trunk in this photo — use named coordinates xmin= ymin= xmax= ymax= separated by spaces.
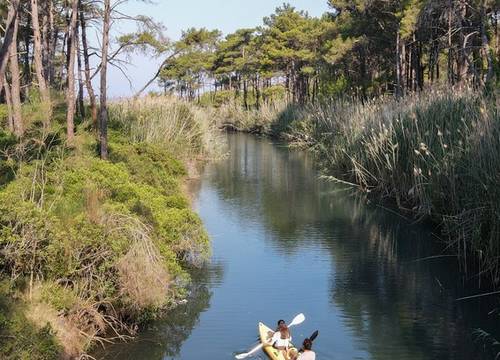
xmin=3 ymin=78 xmax=14 ymax=132
xmin=0 ymin=0 xmax=20 ymax=91
xmin=75 ymin=21 xmax=85 ymax=119
xmin=243 ymin=78 xmax=248 ymax=109
xmin=480 ymin=1 xmax=494 ymax=86
xmin=401 ymin=41 xmax=406 ymax=95
xmin=456 ymin=1 xmax=469 ymax=87
xmin=48 ymin=0 xmax=57 ymax=85
xmin=80 ymin=7 xmax=98 ymax=129
xmin=100 ymin=0 xmax=111 ymax=160
xmin=8 ymin=12 xmax=23 ymax=138
xmin=447 ymin=0 xmax=455 ymax=85
xmin=59 ymin=6 xmax=70 ymax=91
xmin=396 ymin=30 xmax=402 ymax=98
xmin=66 ymin=0 xmax=79 ymax=142
xmin=495 ymin=10 xmax=499 ymax=63
xmin=31 ymin=0 xmax=52 ymax=127
xmin=41 ymin=2 xmax=50 ymax=81
xmin=255 ymin=77 xmax=261 ymax=109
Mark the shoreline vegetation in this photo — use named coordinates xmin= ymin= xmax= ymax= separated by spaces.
xmin=1 ymin=0 xmax=499 ymax=358
xmin=214 ymin=88 xmax=500 ymax=285
xmin=134 ymin=0 xmax=499 ymax=291
xmin=0 ymin=96 xmax=224 ymax=358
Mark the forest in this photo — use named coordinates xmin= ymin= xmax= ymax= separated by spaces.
xmin=0 ymin=0 xmax=499 ymax=358
xmin=150 ymin=1 xmax=499 ymax=103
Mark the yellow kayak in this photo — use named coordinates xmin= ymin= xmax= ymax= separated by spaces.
xmin=258 ymin=322 xmax=298 ymax=360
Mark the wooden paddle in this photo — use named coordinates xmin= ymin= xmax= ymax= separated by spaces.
xmin=235 ymin=313 xmax=305 ymax=359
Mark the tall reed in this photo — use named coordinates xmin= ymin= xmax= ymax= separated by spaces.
xmin=108 ymin=96 xmax=226 ymax=159
xmin=229 ymin=89 xmax=500 ymax=283
xmin=318 ymin=90 xmax=498 ymax=281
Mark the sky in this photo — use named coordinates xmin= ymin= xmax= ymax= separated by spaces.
xmin=105 ymin=0 xmax=330 ymax=97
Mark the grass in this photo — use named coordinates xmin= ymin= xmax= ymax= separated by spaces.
xmin=0 ymin=95 xmax=224 ymax=358
xmin=215 ymin=98 xmax=292 ymax=134
xmin=109 ymin=96 xmax=226 ymax=160
xmin=219 ymin=88 xmax=500 ymax=285
xmin=0 ymin=281 xmax=61 ymax=360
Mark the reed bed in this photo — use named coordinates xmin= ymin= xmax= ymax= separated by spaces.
xmin=109 ymin=96 xmax=226 ymax=159
xmin=220 ymin=89 xmax=500 ymax=283
xmin=285 ymin=89 xmax=500 ymax=282
xmin=215 ymin=98 xmax=293 ymax=134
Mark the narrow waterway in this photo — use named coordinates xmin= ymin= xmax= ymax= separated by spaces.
xmin=99 ymin=133 xmax=499 ymax=360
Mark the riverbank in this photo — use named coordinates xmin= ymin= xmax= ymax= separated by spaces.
xmin=215 ymin=88 xmax=500 ymax=285
xmin=0 ymin=96 xmax=224 ymax=358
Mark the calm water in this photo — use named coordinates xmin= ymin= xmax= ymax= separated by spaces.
xmin=99 ymin=133 xmax=499 ymax=360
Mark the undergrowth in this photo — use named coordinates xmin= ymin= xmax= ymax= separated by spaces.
xmin=0 ymin=95 xmax=220 ymax=358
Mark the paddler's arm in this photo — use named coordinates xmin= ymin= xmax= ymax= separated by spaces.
xmin=265 ymin=331 xmax=278 ymax=346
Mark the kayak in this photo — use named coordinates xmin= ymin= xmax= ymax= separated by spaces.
xmin=258 ymin=322 xmax=298 ymax=360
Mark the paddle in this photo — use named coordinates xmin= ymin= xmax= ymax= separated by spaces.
xmin=291 ymin=331 xmax=319 ymax=359
xmin=235 ymin=313 xmax=305 ymax=359
xmin=309 ymin=330 xmax=319 ymax=342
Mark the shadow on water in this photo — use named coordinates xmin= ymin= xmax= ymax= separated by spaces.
xmin=325 ymin=195 xmax=498 ymax=359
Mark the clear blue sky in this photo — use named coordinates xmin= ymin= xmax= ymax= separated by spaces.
xmin=106 ymin=0 xmax=330 ymax=97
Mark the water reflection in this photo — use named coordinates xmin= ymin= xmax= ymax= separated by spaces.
xmin=204 ymin=134 xmax=499 ymax=359
xmin=98 ymin=133 xmax=499 ymax=359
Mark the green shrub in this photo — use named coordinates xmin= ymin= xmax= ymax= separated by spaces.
xmin=0 ymin=282 xmax=61 ymax=360
xmin=40 ymin=283 xmax=79 ymax=312
xmin=0 ymin=93 xmax=222 ymax=358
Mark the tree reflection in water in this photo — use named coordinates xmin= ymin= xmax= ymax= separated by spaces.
xmin=204 ymin=133 xmax=499 ymax=359
xmin=97 ymin=133 xmax=500 ymax=359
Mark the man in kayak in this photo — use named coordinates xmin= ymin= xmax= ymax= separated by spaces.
xmin=270 ymin=321 xmax=292 ymax=359
xmin=292 ymin=338 xmax=315 ymax=360
xmin=276 ymin=319 xmax=286 ymax=331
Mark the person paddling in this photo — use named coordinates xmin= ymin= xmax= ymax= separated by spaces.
xmin=268 ymin=320 xmax=292 ymax=359
xmin=276 ymin=319 xmax=286 ymax=331
xmin=292 ymin=338 xmax=316 ymax=360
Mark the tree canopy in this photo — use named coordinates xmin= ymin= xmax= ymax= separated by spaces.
xmin=150 ymin=1 xmax=498 ymax=105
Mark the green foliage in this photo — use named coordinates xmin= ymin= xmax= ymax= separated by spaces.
xmin=0 ymin=104 xmax=8 ymax=125
xmin=0 ymin=282 xmax=61 ymax=360
xmin=318 ymin=74 xmax=349 ymax=98
xmin=159 ymin=28 xmax=221 ymax=98
xmin=154 ymin=0 xmax=498 ymax=105
xmin=399 ymin=0 xmax=426 ymax=38
xmin=0 ymin=130 xmax=17 ymax=186
xmin=199 ymin=90 xmax=234 ymax=107
xmin=0 ymin=97 xmax=217 ymax=357
xmin=261 ymin=85 xmax=286 ymax=102
xmin=40 ymin=283 xmax=79 ymax=312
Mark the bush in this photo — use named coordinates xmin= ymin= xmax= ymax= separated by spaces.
xmin=0 ymin=282 xmax=61 ymax=360
xmin=0 ymin=127 xmax=212 ymax=357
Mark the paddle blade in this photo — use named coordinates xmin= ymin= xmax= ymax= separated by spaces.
xmin=289 ymin=313 xmax=305 ymax=327
xmin=309 ymin=330 xmax=319 ymax=342
xmin=235 ymin=343 xmax=263 ymax=359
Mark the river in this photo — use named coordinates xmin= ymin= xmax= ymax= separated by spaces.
xmin=98 ymin=133 xmax=499 ymax=360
